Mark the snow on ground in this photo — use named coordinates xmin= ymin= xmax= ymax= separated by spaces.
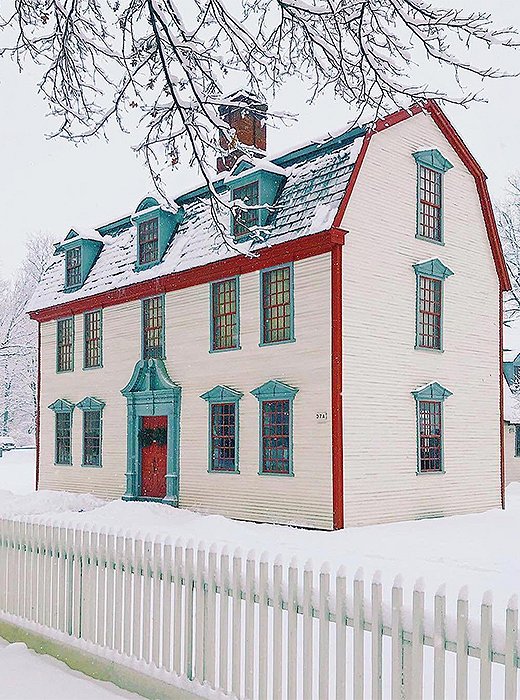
xmin=1 ymin=449 xmax=519 ymax=635
xmin=0 ymin=640 xmax=143 ymax=700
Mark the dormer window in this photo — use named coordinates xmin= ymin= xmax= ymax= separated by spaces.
xmin=138 ymin=218 xmax=159 ymax=265
xmin=65 ymin=247 xmax=82 ymax=288
xmin=232 ymin=182 xmax=259 ymax=239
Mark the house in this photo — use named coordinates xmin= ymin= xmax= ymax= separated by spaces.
xmin=27 ymin=96 xmax=510 ymax=529
xmin=503 ymin=322 xmax=520 ymax=484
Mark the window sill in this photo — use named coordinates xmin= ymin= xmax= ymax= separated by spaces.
xmin=56 ymin=368 xmax=74 ymax=374
xmin=135 ymin=260 xmax=160 ymax=272
xmin=207 ymin=469 xmax=240 ymax=474
xmin=414 ymin=345 xmax=444 ymax=354
xmin=416 ymin=470 xmax=445 ymax=475
xmin=257 ymin=470 xmax=294 ymax=477
xmin=415 ymin=234 xmax=445 ymax=246
xmin=209 ymin=346 xmax=241 ymax=354
xmin=82 ymin=364 xmax=103 ymax=371
xmin=259 ymin=338 xmax=296 ymax=348
xmin=54 ymin=462 xmax=72 ymax=467
xmin=81 ymin=463 xmax=103 ymax=468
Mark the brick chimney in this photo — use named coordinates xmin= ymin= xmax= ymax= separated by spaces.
xmin=217 ymin=91 xmax=267 ymax=173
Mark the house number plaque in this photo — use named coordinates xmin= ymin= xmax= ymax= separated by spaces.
xmin=316 ymin=412 xmax=328 ymax=423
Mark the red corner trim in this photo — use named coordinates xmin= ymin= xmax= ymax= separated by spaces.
xmin=499 ymin=291 xmax=505 ymax=509
xmin=29 ymin=229 xmax=340 ymax=322
xmin=36 ymin=322 xmax=41 ymax=491
xmin=331 ymin=241 xmax=344 ymax=529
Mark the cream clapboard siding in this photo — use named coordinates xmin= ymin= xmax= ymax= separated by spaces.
xmin=39 ymin=254 xmax=333 ymax=529
xmin=339 ymin=111 xmax=502 ymax=526
xmin=504 ymin=422 xmax=520 ymax=484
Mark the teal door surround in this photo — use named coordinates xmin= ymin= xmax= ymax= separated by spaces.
xmin=121 ymin=358 xmax=181 ymax=505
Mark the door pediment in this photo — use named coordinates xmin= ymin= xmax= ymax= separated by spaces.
xmin=121 ymin=358 xmax=180 ymax=397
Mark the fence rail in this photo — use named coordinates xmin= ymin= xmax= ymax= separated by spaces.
xmin=0 ymin=516 xmax=518 ymax=699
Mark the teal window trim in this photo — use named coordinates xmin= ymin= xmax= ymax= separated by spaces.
xmin=209 ymin=277 xmax=241 ymax=353
xmin=76 ymin=397 xmax=105 ymax=467
xmin=141 ymin=295 xmax=166 ymax=360
xmin=413 ymin=149 xmax=453 ymax=246
xmin=413 ymin=259 xmax=453 ymax=352
xmin=515 ymin=426 xmax=520 ymax=458
xmin=65 ymin=246 xmax=82 ymax=290
xmin=48 ymin=399 xmax=75 ymax=466
xmin=200 ymin=385 xmax=243 ymax=473
xmin=259 ymin=263 xmax=295 ymax=347
xmin=83 ymin=309 xmax=103 ymax=370
xmin=412 ymin=382 xmax=452 ymax=475
xmin=56 ymin=317 xmax=75 ymax=373
xmin=251 ymin=380 xmax=298 ymax=476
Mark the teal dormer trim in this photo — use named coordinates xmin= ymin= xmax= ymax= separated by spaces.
xmin=504 ymin=357 xmax=520 ymax=386
xmin=48 ymin=398 xmax=75 ymax=413
xmin=76 ymin=396 xmax=106 ymax=411
xmin=227 ymin=162 xmax=286 ymax=242
xmin=413 ymin=149 xmax=453 ymax=173
xmin=132 ymin=196 xmax=184 ymax=272
xmin=251 ymin=380 xmax=298 ymax=477
xmin=411 ymin=382 xmax=453 ymax=402
xmin=413 ymin=258 xmax=454 ymax=280
xmin=56 ymin=229 xmax=103 ymax=293
xmin=200 ymin=385 xmax=243 ymax=474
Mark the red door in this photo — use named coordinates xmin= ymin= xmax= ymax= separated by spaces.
xmin=140 ymin=415 xmax=168 ymax=499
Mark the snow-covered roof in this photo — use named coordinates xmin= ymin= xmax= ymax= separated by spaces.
xmin=27 ymin=127 xmax=365 ymax=314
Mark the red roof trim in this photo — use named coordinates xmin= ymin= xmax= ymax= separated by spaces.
xmin=29 ymin=228 xmax=344 ymax=322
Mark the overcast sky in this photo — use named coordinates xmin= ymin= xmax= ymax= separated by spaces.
xmin=1 ymin=0 xmax=519 ymax=279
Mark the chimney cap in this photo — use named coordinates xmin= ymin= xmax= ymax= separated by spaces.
xmin=218 ymin=90 xmax=267 ymax=116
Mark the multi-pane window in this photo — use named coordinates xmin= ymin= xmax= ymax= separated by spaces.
xmin=57 ymin=318 xmax=74 ymax=372
xmin=516 ymin=426 xmax=520 ymax=458
xmin=261 ymin=399 xmax=291 ymax=474
xmin=138 ymin=218 xmax=159 ymax=265
xmin=261 ymin=265 xmax=293 ymax=344
xmin=211 ymin=278 xmax=238 ymax=351
xmin=232 ymin=182 xmax=259 ymax=239
xmin=209 ymin=403 xmax=237 ymax=472
xmin=65 ymin=247 xmax=82 ymax=288
xmin=417 ymin=400 xmax=443 ymax=472
xmin=84 ymin=310 xmax=102 ymax=368
xmin=55 ymin=412 xmax=72 ymax=465
xmin=418 ymin=166 xmax=442 ymax=241
xmin=83 ymin=410 xmax=102 ymax=467
xmin=142 ymin=296 xmax=164 ymax=359
xmin=417 ymin=276 xmax=442 ymax=350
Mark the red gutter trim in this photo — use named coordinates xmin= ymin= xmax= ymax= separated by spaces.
xmin=35 ymin=322 xmax=41 ymax=491
xmin=331 ymin=237 xmax=344 ymax=529
xmin=333 ymin=132 xmax=372 ymax=229
xmin=30 ymin=229 xmax=341 ymax=323
xmin=499 ymin=292 xmax=505 ymax=509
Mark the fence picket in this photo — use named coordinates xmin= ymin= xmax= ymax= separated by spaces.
xmin=218 ymin=548 xmax=230 ymax=694
xmin=303 ymin=561 xmax=314 ymax=700
xmin=272 ymin=556 xmax=283 ymax=700
xmin=371 ymin=574 xmax=383 ymax=700
xmin=480 ymin=593 xmax=493 ymax=700
xmin=113 ymin=532 xmax=125 ymax=653
xmin=258 ymin=554 xmax=269 ymax=700
xmin=195 ymin=545 xmax=206 ymax=681
xmin=184 ymin=542 xmax=195 ymax=680
xmin=205 ymin=546 xmax=217 ymax=688
xmin=505 ymin=596 xmax=518 ymax=700
xmin=434 ymin=587 xmax=446 ymax=700
xmin=391 ymin=578 xmax=404 ymax=700
xmin=141 ymin=537 xmax=153 ymax=664
xmin=162 ymin=538 xmax=173 ymax=672
xmin=456 ymin=589 xmax=469 ymax=700
xmin=245 ymin=552 xmax=256 ymax=700
xmin=353 ymin=572 xmax=364 ymax=700
xmin=105 ymin=531 xmax=116 ymax=650
xmin=122 ymin=535 xmax=133 ymax=656
xmin=335 ymin=567 xmax=347 ymax=700
xmin=411 ymin=581 xmax=424 ymax=700
xmin=132 ymin=537 xmax=144 ymax=659
xmin=152 ymin=538 xmax=162 ymax=668
xmin=287 ymin=558 xmax=299 ymax=700
xmin=319 ymin=564 xmax=331 ymax=700
xmin=173 ymin=541 xmax=183 ymax=675
xmin=232 ymin=550 xmax=244 ymax=698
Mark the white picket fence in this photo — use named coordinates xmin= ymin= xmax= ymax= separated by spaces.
xmin=0 ymin=516 xmax=518 ymax=699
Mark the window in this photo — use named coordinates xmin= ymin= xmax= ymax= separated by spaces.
xmin=55 ymin=412 xmax=72 ymax=465
xmin=413 ymin=149 xmax=453 ymax=244
xmin=138 ymin=218 xmax=159 ymax=265
xmin=260 ymin=265 xmax=294 ymax=345
xmin=516 ymin=426 xmax=520 ymax=458
xmin=210 ymin=403 xmax=237 ymax=472
xmin=251 ymin=380 xmax=298 ymax=476
xmin=84 ymin=310 xmax=102 ymax=368
xmin=514 ymin=366 xmax=520 ymax=383
xmin=83 ymin=410 xmax=102 ymax=466
xmin=417 ymin=276 xmax=442 ymax=350
xmin=142 ymin=296 xmax=165 ymax=359
xmin=200 ymin=385 xmax=242 ymax=473
xmin=417 ymin=401 xmax=442 ymax=472
xmin=413 ymin=259 xmax=454 ymax=352
xmin=56 ymin=317 xmax=74 ymax=372
xmin=418 ymin=166 xmax=442 ymax=242
xmin=412 ymin=382 xmax=452 ymax=475
xmin=65 ymin=247 xmax=82 ymax=288
xmin=261 ymin=400 xmax=291 ymax=474
xmin=232 ymin=182 xmax=259 ymax=239
xmin=211 ymin=278 xmax=239 ymax=351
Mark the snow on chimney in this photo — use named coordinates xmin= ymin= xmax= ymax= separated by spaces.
xmin=217 ymin=91 xmax=267 ymax=173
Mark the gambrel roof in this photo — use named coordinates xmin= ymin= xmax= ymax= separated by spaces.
xmin=27 ymin=101 xmax=510 ymax=321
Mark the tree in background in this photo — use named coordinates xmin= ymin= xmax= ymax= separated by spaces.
xmin=0 ymin=0 xmax=518 ymax=199
xmin=0 ymin=234 xmax=54 ymax=443
xmin=496 ymin=178 xmax=520 ymax=323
